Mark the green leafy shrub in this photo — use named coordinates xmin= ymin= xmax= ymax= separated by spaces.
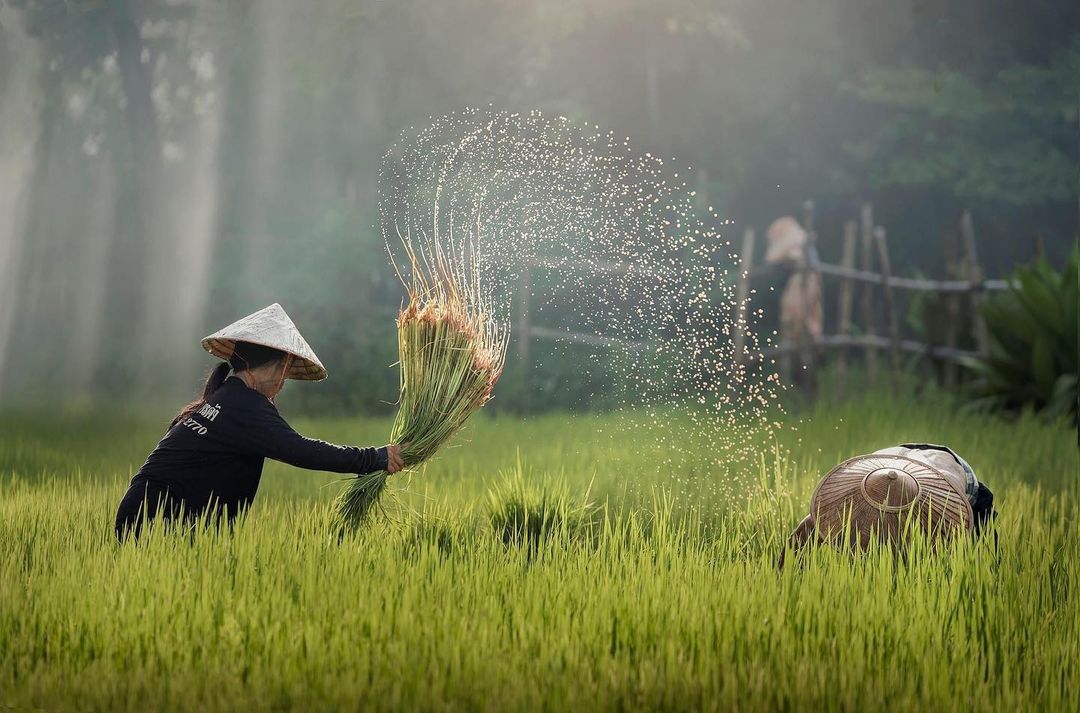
xmin=964 ymin=246 xmax=1078 ymax=422
xmin=488 ymin=467 xmax=599 ymax=553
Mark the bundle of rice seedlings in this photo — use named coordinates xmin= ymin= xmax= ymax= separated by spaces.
xmin=336 ymin=220 xmax=508 ymax=530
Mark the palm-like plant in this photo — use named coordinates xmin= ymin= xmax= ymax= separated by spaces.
xmin=964 ymin=245 xmax=1078 ymax=423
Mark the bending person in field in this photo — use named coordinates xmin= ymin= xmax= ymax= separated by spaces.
xmin=115 ymin=303 xmax=404 ymax=541
xmin=779 ymin=444 xmax=996 ymax=567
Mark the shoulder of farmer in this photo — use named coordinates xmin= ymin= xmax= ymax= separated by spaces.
xmin=218 ymin=376 xmax=268 ymax=406
xmin=179 ymin=379 xmax=275 ymax=442
xmin=242 ymin=390 xmax=298 ymax=436
xmin=214 ymin=378 xmax=280 ymax=419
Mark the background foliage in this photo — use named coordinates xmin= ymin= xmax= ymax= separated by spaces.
xmin=0 ymin=0 xmax=1076 ymax=412
xmin=965 ymin=246 xmax=1079 ymax=422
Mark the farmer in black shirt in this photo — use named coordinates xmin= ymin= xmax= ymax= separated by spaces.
xmin=115 ymin=303 xmax=404 ymax=540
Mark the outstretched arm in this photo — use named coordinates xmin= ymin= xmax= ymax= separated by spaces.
xmin=238 ymin=403 xmax=389 ymax=474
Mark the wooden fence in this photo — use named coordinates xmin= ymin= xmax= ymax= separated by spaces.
xmin=515 ymin=201 xmax=1012 ymax=400
xmin=731 ymin=202 xmax=1011 ymax=397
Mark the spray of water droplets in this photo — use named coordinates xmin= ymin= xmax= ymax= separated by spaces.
xmin=379 ymin=108 xmax=786 ymax=503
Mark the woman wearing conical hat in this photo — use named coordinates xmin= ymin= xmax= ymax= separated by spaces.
xmin=779 ymin=444 xmax=996 ymax=567
xmin=115 ymin=303 xmax=404 ymax=540
xmin=764 ymin=217 xmax=824 ymax=391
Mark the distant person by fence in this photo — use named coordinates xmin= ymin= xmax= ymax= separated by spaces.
xmin=765 ymin=216 xmax=823 ymax=391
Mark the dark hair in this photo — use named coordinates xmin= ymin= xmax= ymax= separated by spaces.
xmin=172 ymin=342 xmax=287 ymax=427
xmin=227 ymin=341 xmax=287 ymax=372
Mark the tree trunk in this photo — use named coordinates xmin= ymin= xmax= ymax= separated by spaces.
xmin=644 ymin=37 xmax=660 ymax=146
xmin=0 ymin=15 xmax=44 ymax=396
xmin=108 ymin=0 xmax=163 ymax=389
xmin=110 ymin=0 xmax=160 ymax=183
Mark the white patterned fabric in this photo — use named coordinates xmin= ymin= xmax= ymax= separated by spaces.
xmin=880 ymin=444 xmax=979 ymax=506
xmin=201 ymin=303 xmax=328 ymax=381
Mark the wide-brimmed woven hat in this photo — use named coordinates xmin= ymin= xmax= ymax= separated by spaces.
xmin=201 ymin=303 xmax=328 ymax=381
xmin=806 ymin=453 xmax=974 ymax=549
xmin=764 ymin=216 xmax=808 ymax=264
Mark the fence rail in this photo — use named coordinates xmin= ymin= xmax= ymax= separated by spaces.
xmin=513 ymin=201 xmax=1011 ymax=405
xmin=754 ymin=259 xmax=1012 ymax=293
xmin=527 ymin=325 xmax=646 ymax=350
xmin=755 ymin=334 xmax=980 ymax=362
xmin=732 ymin=203 xmax=1011 ymax=398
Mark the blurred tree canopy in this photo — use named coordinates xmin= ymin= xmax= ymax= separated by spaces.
xmin=848 ymin=39 xmax=1079 ymax=207
xmin=0 ymin=0 xmax=1076 ymax=411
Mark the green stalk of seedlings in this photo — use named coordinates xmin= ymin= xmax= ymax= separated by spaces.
xmin=336 ymin=225 xmax=508 ymax=529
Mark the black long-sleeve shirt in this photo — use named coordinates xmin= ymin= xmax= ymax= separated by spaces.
xmin=115 ymin=376 xmax=386 ymax=536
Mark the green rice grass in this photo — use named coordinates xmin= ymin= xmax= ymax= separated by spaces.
xmin=1 ymin=393 xmax=1077 ymax=711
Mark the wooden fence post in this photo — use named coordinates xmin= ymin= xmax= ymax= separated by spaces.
xmin=860 ymin=203 xmax=878 ymax=386
xmin=517 ymin=266 xmax=531 ymax=409
xmin=834 ymin=220 xmax=857 ymax=400
xmin=732 ymin=227 xmax=756 ymax=366
xmin=874 ymin=227 xmax=902 ymax=394
xmin=1032 ymin=234 xmax=1045 ymax=262
xmin=696 ymin=167 xmax=709 ymax=214
xmin=942 ymin=229 xmax=960 ymax=388
xmin=798 ymin=207 xmax=821 ymax=397
xmin=960 ymin=210 xmax=989 ymax=356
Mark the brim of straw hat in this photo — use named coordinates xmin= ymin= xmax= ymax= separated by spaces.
xmin=807 ymin=453 xmax=974 ymax=548
xmin=201 ymin=303 xmax=328 ymax=381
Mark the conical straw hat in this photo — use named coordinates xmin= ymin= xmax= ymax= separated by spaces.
xmin=807 ymin=453 xmax=974 ymax=549
xmin=201 ymin=303 xmax=328 ymax=381
xmin=764 ymin=216 xmax=808 ymax=264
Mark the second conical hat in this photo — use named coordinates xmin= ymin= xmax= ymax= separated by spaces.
xmin=201 ymin=303 xmax=328 ymax=381
xmin=764 ymin=216 xmax=808 ymax=263
xmin=808 ymin=453 xmax=974 ymax=549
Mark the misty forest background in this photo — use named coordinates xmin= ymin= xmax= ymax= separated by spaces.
xmin=0 ymin=0 xmax=1076 ymax=414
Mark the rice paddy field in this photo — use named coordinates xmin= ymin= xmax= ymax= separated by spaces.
xmin=1 ymin=392 xmax=1077 ymax=712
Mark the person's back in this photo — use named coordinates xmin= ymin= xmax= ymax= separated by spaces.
xmin=780 ymin=443 xmax=996 ymax=567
